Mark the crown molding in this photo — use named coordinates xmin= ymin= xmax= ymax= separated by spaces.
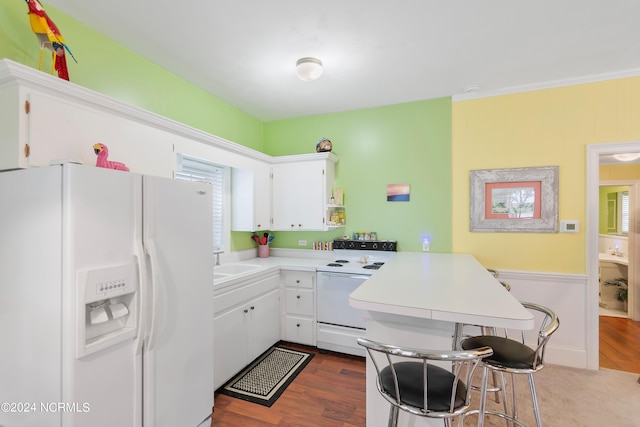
xmin=452 ymin=68 xmax=640 ymax=102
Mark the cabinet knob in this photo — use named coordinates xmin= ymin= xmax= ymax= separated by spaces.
xmin=296 ymin=279 xmax=300 ymax=283
xmin=291 ymin=224 xmax=295 ymax=228
xmin=296 ymin=295 xmax=301 ymax=299
xmin=298 ymin=224 xmax=302 ymax=227
xmin=296 ymin=323 xmax=300 ymax=327
xmin=250 ymin=306 xmax=255 ymax=310
xmin=256 ymin=224 xmax=261 ymax=228
xmin=244 ymin=309 xmax=248 ymax=313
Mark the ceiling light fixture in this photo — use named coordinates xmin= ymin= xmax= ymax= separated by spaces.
xmin=296 ymin=57 xmax=323 ymax=81
xmin=612 ymin=153 xmax=640 ymax=162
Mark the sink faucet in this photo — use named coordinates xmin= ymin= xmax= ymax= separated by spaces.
xmin=214 ymin=251 xmax=222 ymax=266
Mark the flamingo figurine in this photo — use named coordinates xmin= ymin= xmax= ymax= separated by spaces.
xmin=93 ymin=143 xmax=129 ymax=171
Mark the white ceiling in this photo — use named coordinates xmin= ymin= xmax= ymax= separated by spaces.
xmin=46 ymin=0 xmax=640 ymax=122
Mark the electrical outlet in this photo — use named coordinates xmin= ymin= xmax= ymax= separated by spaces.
xmin=298 ymin=240 xmax=307 ymax=246
xmin=422 ymin=239 xmax=430 ymax=252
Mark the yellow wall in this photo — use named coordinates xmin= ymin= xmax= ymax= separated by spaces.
xmin=600 ymin=163 xmax=640 ymax=180
xmin=452 ymin=77 xmax=640 ymax=274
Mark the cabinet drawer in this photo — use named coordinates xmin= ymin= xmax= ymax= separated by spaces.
xmin=285 ymin=288 xmax=314 ymax=316
xmin=283 ymin=272 xmax=314 ymax=289
xmin=284 ymin=316 xmax=315 ymax=345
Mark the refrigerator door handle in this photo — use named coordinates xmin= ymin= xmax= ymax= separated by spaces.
xmin=145 ymin=237 xmax=159 ymax=351
xmin=133 ymin=240 xmax=146 ymax=356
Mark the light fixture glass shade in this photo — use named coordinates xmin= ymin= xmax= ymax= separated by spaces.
xmin=296 ymin=57 xmax=323 ymax=81
xmin=612 ymin=153 xmax=640 ymax=162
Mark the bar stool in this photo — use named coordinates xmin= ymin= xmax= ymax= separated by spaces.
xmin=357 ymin=337 xmax=493 ymax=427
xmin=460 ymin=302 xmax=560 ymax=427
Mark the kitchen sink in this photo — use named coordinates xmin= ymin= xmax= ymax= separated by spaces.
xmin=214 ymin=263 xmax=262 ymax=275
xmin=213 ymin=272 xmax=229 ymax=281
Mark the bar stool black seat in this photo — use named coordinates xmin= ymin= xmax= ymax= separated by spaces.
xmin=357 ymin=337 xmax=492 ymax=427
xmin=460 ymin=301 xmax=559 ymax=427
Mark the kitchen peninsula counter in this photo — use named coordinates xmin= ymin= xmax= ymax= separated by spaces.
xmin=349 ymin=252 xmax=533 ymax=427
xmin=350 ymin=252 xmax=533 ymax=329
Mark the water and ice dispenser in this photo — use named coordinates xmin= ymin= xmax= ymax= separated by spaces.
xmin=77 ymin=264 xmax=139 ymax=357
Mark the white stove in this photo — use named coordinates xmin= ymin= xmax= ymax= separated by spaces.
xmin=316 ymin=240 xmax=398 ymax=275
xmin=316 ymin=250 xmax=395 ymax=275
xmin=316 ymin=239 xmax=397 ymax=356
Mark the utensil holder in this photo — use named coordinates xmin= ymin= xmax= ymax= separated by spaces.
xmin=258 ymin=245 xmax=269 ymax=258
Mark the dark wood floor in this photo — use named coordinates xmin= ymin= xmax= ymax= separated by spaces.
xmin=599 ymin=315 xmax=640 ymax=373
xmin=211 ymin=343 xmax=366 ymax=426
xmin=210 ymin=319 xmax=639 ymax=425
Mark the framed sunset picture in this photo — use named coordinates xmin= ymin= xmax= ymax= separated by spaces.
xmin=387 ymin=184 xmax=410 ymax=202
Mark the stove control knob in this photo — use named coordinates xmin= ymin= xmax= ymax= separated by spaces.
xmin=372 ymin=243 xmax=378 ymax=249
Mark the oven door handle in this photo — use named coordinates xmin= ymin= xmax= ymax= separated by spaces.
xmin=319 ymin=272 xmax=371 ymax=281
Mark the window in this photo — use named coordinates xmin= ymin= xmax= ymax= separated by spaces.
xmin=176 ymin=153 xmax=228 ymax=252
xmin=620 ymin=191 xmax=629 ymax=234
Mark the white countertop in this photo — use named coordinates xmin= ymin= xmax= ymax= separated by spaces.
xmin=599 ymin=252 xmax=628 ymax=266
xmin=213 ymin=254 xmax=330 ymax=291
xmin=349 ymin=252 xmax=534 ymax=329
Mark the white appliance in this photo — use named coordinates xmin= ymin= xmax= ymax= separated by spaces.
xmin=316 ymin=239 xmax=397 ymax=356
xmin=0 ymin=164 xmax=214 ymax=427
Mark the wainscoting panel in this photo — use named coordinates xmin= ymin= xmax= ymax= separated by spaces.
xmin=497 ymin=270 xmax=590 ymax=369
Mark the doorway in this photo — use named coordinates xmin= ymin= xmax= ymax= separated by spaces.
xmin=598 ymin=183 xmax=631 ymax=317
xmin=587 ymin=142 xmax=640 ymax=370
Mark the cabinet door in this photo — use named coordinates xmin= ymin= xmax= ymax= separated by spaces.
xmin=26 ymin=92 xmax=174 ymax=177
xmin=253 ymin=163 xmax=272 ymax=230
xmin=213 ymin=305 xmax=249 ymax=389
xmin=295 ymin=161 xmax=326 ymax=230
xmin=271 ymin=163 xmax=299 ymax=230
xmin=272 ymin=160 xmax=328 ymax=230
xmin=247 ymin=289 xmax=281 ymax=362
xmin=230 ymin=163 xmax=271 ymax=231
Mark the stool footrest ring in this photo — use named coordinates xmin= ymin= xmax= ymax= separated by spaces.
xmin=460 ymin=408 xmax=529 ymax=427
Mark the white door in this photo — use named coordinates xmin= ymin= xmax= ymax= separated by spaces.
xmin=247 ymin=289 xmax=281 ymax=362
xmin=64 ymin=164 xmax=140 ymax=427
xmin=0 ymin=167 xmax=63 ymax=427
xmin=142 ymin=176 xmax=214 ymax=427
xmin=213 ymin=305 xmax=250 ymax=389
xmin=271 ymin=162 xmax=299 ymax=230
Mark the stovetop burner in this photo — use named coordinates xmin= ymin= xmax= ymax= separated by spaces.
xmin=316 ymin=239 xmax=397 ymax=275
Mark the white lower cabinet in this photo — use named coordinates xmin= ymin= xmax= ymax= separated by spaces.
xmin=213 ymin=273 xmax=280 ymax=390
xmin=281 ymin=270 xmax=316 ymax=346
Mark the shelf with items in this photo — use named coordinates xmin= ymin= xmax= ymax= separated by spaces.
xmin=326 ymin=204 xmax=346 ymax=228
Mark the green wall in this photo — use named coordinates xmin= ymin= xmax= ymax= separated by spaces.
xmin=263 ymin=99 xmax=453 ymax=252
xmin=1 ymin=1 xmax=454 ymax=253
xmin=0 ymin=1 xmax=263 ymax=150
xmin=599 ymin=186 xmax=628 ymax=235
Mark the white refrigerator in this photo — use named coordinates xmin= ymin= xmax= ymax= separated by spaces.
xmin=0 ymin=163 xmax=214 ymax=427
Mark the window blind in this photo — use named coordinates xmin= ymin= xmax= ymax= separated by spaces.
xmin=621 ymin=191 xmax=629 ymax=234
xmin=176 ymin=153 xmax=224 ymax=251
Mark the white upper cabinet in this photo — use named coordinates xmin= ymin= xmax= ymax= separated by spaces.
xmin=271 ymin=153 xmax=337 ymax=231
xmin=231 ymin=162 xmax=272 ymax=231
xmin=0 ymin=63 xmax=174 ymax=176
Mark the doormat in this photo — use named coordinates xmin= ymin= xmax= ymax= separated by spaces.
xmin=219 ymin=345 xmax=314 ymax=407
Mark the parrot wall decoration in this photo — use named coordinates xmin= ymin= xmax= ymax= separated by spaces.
xmin=25 ymin=0 xmax=77 ymax=81
xmin=93 ymin=143 xmax=130 ymax=172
